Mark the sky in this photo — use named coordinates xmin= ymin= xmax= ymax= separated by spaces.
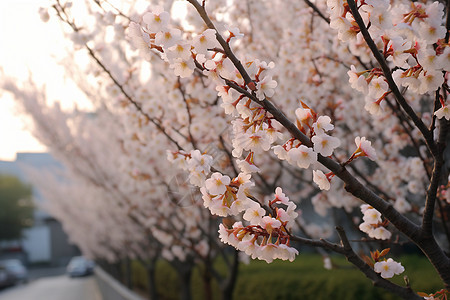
xmin=0 ymin=0 xmax=83 ymax=161
xmin=0 ymin=0 xmax=190 ymax=161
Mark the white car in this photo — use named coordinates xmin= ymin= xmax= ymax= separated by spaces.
xmin=66 ymin=256 xmax=94 ymax=277
xmin=0 ymin=259 xmax=28 ymax=284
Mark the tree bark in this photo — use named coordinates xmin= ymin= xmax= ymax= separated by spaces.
xmin=146 ymin=263 xmax=159 ymax=300
xmin=220 ymin=250 xmax=239 ymax=300
xmin=177 ymin=263 xmax=193 ymax=300
xmin=202 ymin=264 xmax=213 ymax=300
xmin=124 ymin=257 xmax=132 ymax=290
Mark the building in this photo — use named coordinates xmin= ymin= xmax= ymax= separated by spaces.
xmin=0 ymin=152 xmax=79 ymax=266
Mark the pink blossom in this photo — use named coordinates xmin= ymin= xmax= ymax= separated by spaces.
xmin=142 ymin=8 xmax=170 ymax=32
xmin=354 ymin=136 xmax=377 ymax=160
xmin=243 ymin=202 xmax=265 ymax=224
xmin=256 ymin=76 xmax=278 ymax=100
xmin=374 ymin=258 xmax=405 ymax=278
xmin=311 ymin=134 xmax=341 ymax=157
xmin=260 ymin=216 xmax=281 ymax=234
xmin=287 ymin=145 xmax=317 ymax=168
xmin=434 ymin=105 xmax=450 ymax=120
xmin=273 ymin=187 xmax=290 ymax=205
xmin=193 ymin=29 xmax=217 ymax=54
xmin=205 ymin=172 xmax=231 ymax=195
xmin=313 ymin=116 xmax=334 ymax=135
xmin=313 ymin=170 xmax=331 ymax=191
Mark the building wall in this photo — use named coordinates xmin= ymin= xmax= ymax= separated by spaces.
xmin=47 ymin=218 xmax=80 ymax=266
xmin=0 ymin=152 xmax=78 ymax=266
xmin=22 ymin=224 xmax=51 ymax=263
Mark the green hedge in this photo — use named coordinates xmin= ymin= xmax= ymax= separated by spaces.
xmin=130 ymin=254 xmax=443 ymax=300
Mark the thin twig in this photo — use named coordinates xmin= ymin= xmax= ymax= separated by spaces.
xmin=302 ymin=0 xmax=330 ymax=24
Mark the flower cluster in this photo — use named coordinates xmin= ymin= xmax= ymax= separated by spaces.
xmin=218 ymin=187 xmax=299 ymax=263
xmin=167 ymin=150 xmax=213 ymax=186
xmin=219 ymin=61 xmax=280 ymax=165
xmin=231 ymin=116 xmax=281 ymax=159
xmin=273 ymin=103 xmax=341 ymax=190
xmin=216 ymin=58 xmax=277 ymax=115
xmin=359 ymin=204 xmax=392 ymax=240
xmin=336 ymin=0 xmax=449 ymax=115
xmin=128 ymin=7 xmax=278 ymax=105
xmin=121 ymin=0 xmax=431 ymax=278
xmin=347 ymin=66 xmax=390 ymax=115
xmin=201 ymin=172 xmax=253 ymax=216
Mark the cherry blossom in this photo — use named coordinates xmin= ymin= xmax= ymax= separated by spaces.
xmin=243 ymin=201 xmax=266 ymax=224
xmin=256 ymin=76 xmax=278 ymax=100
xmin=350 ymin=136 xmax=377 ymax=161
xmin=313 ymin=170 xmax=332 ymax=191
xmin=374 ymin=258 xmax=405 ymax=279
xmin=434 ymin=105 xmax=450 ymax=120
xmin=193 ymin=29 xmax=218 ymax=54
xmin=287 ymin=145 xmax=317 ymax=169
xmin=5 ymin=0 xmax=450 ymax=297
xmin=311 ymin=134 xmax=341 ymax=157
xmin=142 ymin=7 xmax=170 ymax=33
xmin=313 ymin=116 xmax=334 ymax=135
xmin=205 ymin=172 xmax=231 ymax=195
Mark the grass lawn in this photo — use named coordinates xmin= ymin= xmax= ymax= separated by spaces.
xmin=131 ymin=253 xmax=443 ymax=299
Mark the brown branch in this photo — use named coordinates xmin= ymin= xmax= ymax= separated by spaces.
xmin=177 ymin=77 xmax=198 ymax=149
xmin=422 ymin=118 xmax=448 ymax=234
xmin=384 ymin=97 xmax=431 ymax=179
xmin=334 ymin=227 xmax=421 ymax=300
xmin=339 ymin=0 xmax=450 ymax=288
xmin=187 ymin=0 xmax=254 ymax=86
xmin=85 ymin=45 xmax=183 ymax=150
xmin=291 ymin=227 xmax=421 ymax=299
xmin=446 ymin=0 xmax=450 ymax=43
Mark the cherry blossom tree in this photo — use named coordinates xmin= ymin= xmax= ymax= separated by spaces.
xmin=122 ymin=0 xmax=450 ymax=298
xmin=2 ymin=0 xmax=450 ymax=299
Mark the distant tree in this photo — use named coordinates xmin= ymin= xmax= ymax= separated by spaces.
xmin=0 ymin=175 xmax=33 ymax=241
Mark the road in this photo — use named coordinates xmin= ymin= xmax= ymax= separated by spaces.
xmin=0 ymin=275 xmax=103 ymax=300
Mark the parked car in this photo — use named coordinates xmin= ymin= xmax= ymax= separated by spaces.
xmin=66 ymin=256 xmax=94 ymax=277
xmin=0 ymin=259 xmax=28 ymax=284
xmin=0 ymin=264 xmax=16 ymax=289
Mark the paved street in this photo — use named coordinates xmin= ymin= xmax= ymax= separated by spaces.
xmin=0 ymin=275 xmax=102 ymax=300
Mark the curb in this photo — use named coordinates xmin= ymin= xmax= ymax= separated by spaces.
xmin=94 ymin=267 xmax=144 ymax=300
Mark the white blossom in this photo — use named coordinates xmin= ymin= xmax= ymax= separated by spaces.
xmin=374 ymin=258 xmax=405 ymax=278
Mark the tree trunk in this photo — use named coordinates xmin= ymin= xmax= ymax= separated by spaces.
xmin=220 ymin=250 xmax=239 ymax=300
xmin=146 ymin=264 xmax=159 ymax=300
xmin=417 ymin=236 xmax=450 ymax=290
xmin=177 ymin=263 xmax=193 ymax=300
xmin=202 ymin=264 xmax=213 ymax=300
xmin=124 ymin=257 xmax=132 ymax=290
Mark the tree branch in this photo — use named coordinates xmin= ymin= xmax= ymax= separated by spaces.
xmin=346 ymin=0 xmax=436 ymax=156
xmin=301 ymin=0 xmax=330 ymax=24
xmin=186 ymin=0 xmax=450 ymax=289
xmin=188 ymin=0 xmax=422 ymax=244
xmin=335 ymin=227 xmax=421 ymax=300
xmin=422 ymin=118 xmax=448 ymax=234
